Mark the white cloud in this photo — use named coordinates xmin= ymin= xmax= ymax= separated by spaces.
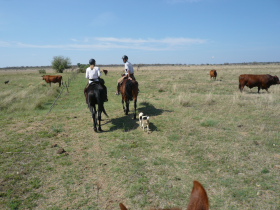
xmin=76 ymin=37 xmax=207 ymax=51
xmin=0 ymin=41 xmax=10 ymax=47
xmin=0 ymin=37 xmax=207 ymax=51
xmin=95 ymin=37 xmax=205 ymax=45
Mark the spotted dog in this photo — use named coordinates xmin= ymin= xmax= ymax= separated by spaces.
xmin=139 ymin=112 xmax=150 ymax=131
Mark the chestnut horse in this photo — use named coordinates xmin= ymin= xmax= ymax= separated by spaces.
xmin=85 ymin=83 xmax=108 ymax=132
xmin=120 ymin=78 xmax=139 ymax=119
xmin=119 ymin=180 xmax=209 ymax=210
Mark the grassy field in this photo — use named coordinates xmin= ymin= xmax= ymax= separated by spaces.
xmin=0 ymin=64 xmax=279 ymax=210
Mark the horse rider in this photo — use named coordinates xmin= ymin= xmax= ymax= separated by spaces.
xmin=116 ymin=55 xmax=136 ymax=95
xmin=84 ymin=58 xmax=108 ymax=102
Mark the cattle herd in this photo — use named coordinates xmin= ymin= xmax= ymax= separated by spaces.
xmin=208 ymin=69 xmax=280 ymax=93
xmin=38 ymin=69 xmax=280 ymax=210
xmin=41 ymin=69 xmax=280 ymax=94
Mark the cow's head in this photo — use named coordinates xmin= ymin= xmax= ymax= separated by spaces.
xmin=273 ymin=76 xmax=280 ymax=84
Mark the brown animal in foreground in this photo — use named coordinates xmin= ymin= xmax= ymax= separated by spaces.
xmin=103 ymin=69 xmax=108 ymax=75
xmin=239 ymin=74 xmax=280 ymax=93
xmin=210 ymin=70 xmax=217 ymax=80
xmin=42 ymin=75 xmax=63 ymax=87
xmin=119 ymin=180 xmax=209 ymax=210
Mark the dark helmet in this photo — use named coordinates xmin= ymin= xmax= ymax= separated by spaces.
xmin=89 ymin=59 xmax=95 ymax=65
xmin=122 ymin=55 xmax=128 ymax=60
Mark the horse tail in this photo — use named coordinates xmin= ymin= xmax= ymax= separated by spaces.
xmin=102 ymin=105 xmax=109 ymax=118
xmin=98 ymin=88 xmax=109 ymax=118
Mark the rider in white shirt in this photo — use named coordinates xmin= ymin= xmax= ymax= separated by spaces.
xmin=85 ymin=59 xmax=108 ymax=102
xmin=116 ymin=55 xmax=136 ymax=95
xmin=86 ymin=65 xmax=100 ymax=83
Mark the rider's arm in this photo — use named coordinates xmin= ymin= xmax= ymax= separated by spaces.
xmin=85 ymin=68 xmax=89 ymax=79
xmin=97 ymin=67 xmax=101 ymax=78
xmin=127 ymin=69 xmax=131 ymax=78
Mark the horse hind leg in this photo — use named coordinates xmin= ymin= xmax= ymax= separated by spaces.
xmin=90 ymin=106 xmax=98 ymax=132
xmin=97 ymin=108 xmax=103 ymax=132
xmin=122 ymin=99 xmax=126 ymax=114
xmin=133 ymin=99 xmax=137 ymax=119
xmin=125 ymin=101 xmax=130 ymax=115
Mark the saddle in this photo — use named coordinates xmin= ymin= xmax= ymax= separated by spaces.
xmin=89 ymin=81 xmax=104 ymax=90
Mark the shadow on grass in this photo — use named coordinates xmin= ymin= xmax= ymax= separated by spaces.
xmin=242 ymin=91 xmax=268 ymax=94
xmin=107 ymin=102 xmax=172 ymax=132
xmin=138 ymin=102 xmax=172 ymax=116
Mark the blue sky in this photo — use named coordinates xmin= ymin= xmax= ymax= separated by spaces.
xmin=0 ymin=0 xmax=279 ymax=67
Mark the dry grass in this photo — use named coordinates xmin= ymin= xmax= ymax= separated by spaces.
xmin=0 ymin=64 xmax=280 ymax=210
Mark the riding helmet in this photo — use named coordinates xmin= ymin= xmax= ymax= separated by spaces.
xmin=89 ymin=59 xmax=96 ymax=65
xmin=122 ymin=55 xmax=128 ymax=60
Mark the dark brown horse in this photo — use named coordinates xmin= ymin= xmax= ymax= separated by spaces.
xmin=120 ymin=78 xmax=139 ymax=119
xmin=119 ymin=180 xmax=209 ymax=210
xmin=85 ymin=83 xmax=108 ymax=132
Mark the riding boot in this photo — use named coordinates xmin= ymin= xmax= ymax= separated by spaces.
xmin=103 ymin=85 xmax=108 ymax=102
xmin=104 ymin=95 xmax=108 ymax=102
xmin=84 ymin=86 xmax=88 ymax=104
xmin=116 ymin=83 xmax=121 ymax=95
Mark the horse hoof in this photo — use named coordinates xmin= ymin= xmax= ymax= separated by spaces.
xmin=94 ymin=128 xmax=98 ymax=132
xmin=98 ymin=128 xmax=103 ymax=132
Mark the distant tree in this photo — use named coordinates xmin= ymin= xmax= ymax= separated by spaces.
xmin=38 ymin=69 xmax=46 ymax=74
xmin=77 ymin=64 xmax=89 ymax=73
xmin=52 ymin=56 xmax=71 ymax=73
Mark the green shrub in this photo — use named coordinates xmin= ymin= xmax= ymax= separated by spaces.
xmin=52 ymin=56 xmax=71 ymax=73
xmin=77 ymin=64 xmax=89 ymax=73
xmin=38 ymin=69 xmax=46 ymax=74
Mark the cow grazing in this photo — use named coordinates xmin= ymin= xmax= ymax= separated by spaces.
xmin=210 ymin=70 xmax=217 ymax=80
xmin=103 ymin=69 xmax=108 ymax=75
xmin=4 ymin=80 xmax=9 ymax=84
xmin=119 ymin=180 xmax=209 ymax=210
xmin=239 ymin=74 xmax=280 ymax=93
xmin=42 ymin=75 xmax=63 ymax=87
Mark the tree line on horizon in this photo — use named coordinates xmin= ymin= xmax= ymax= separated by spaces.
xmin=1 ymin=59 xmax=280 ymax=71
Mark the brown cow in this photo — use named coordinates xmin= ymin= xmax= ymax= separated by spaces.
xmin=103 ymin=69 xmax=108 ymax=75
xmin=42 ymin=75 xmax=63 ymax=87
xmin=210 ymin=70 xmax=217 ymax=80
xmin=239 ymin=74 xmax=280 ymax=93
xmin=119 ymin=180 xmax=209 ymax=210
